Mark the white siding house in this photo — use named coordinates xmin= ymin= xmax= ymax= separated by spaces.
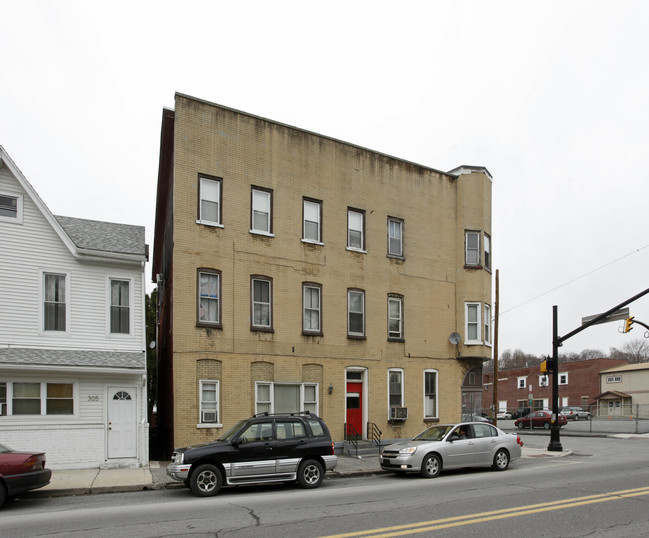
xmin=0 ymin=146 xmax=149 ymax=469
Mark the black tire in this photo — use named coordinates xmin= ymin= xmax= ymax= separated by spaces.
xmin=517 ymin=422 xmax=524 ymax=429
xmin=189 ymin=464 xmax=223 ymax=497
xmin=587 ymin=414 xmax=592 ymax=420
xmin=543 ymin=422 xmax=550 ymax=430
xmin=492 ymin=449 xmax=510 ymax=471
xmin=0 ymin=482 xmax=6 ymax=507
xmin=298 ymin=459 xmax=324 ymax=489
xmin=420 ymin=453 xmax=441 ymax=478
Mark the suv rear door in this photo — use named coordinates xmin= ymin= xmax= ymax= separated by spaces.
xmin=274 ymin=418 xmax=310 ymax=474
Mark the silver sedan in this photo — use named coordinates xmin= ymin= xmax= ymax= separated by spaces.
xmin=380 ymin=422 xmax=523 ymax=478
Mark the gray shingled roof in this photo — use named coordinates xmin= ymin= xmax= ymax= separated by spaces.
xmin=0 ymin=348 xmax=145 ymax=369
xmin=55 ymin=216 xmax=145 ymax=256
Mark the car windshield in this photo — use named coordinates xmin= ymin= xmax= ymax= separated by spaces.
xmin=413 ymin=425 xmax=454 ymax=441
xmin=218 ymin=420 xmax=248 ymax=442
xmin=0 ymin=443 xmax=12 ymax=454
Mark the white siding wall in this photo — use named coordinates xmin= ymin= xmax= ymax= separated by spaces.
xmin=0 ymin=372 xmax=147 ymax=469
xmin=0 ymin=161 xmax=148 ymax=469
xmin=0 ymin=168 xmax=144 ymax=352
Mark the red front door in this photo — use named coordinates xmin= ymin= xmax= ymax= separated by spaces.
xmin=346 ymin=382 xmax=363 ymax=439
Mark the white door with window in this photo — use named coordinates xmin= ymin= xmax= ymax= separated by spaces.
xmin=108 ymin=387 xmax=137 ymax=459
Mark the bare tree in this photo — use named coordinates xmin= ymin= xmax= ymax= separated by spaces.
xmin=610 ymin=339 xmax=649 ymax=364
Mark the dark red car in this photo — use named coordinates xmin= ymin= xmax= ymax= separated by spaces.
xmin=0 ymin=443 xmax=52 ymax=506
xmin=514 ymin=410 xmax=567 ymax=430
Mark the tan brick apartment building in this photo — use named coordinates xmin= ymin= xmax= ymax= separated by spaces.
xmin=152 ymin=93 xmax=493 ymax=454
xmin=483 ymin=358 xmax=628 ymax=415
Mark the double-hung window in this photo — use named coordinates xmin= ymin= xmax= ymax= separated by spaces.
xmin=303 ymin=283 xmax=322 ymax=335
xmin=197 ymin=269 xmax=221 ymax=327
xmin=424 ymin=370 xmax=438 ymax=418
xmin=110 ymin=279 xmax=130 ymax=334
xmin=388 ymin=369 xmax=404 ymax=409
xmin=303 ymin=198 xmax=322 ymax=243
xmin=251 ymin=187 xmax=272 ymax=235
xmin=347 ymin=209 xmax=365 ymax=251
xmin=465 ymin=231 xmax=480 ymax=266
xmin=0 ymin=193 xmax=22 ymax=223
xmin=251 ymin=276 xmax=272 ymax=330
xmin=198 ymin=176 xmax=221 ymax=226
xmin=388 ymin=218 xmax=403 ymax=257
xmin=43 ymin=272 xmax=67 ymax=332
xmin=484 ymin=233 xmax=491 ymax=271
xmin=465 ymin=302 xmax=481 ymax=344
xmin=347 ymin=289 xmax=365 ymax=338
xmin=199 ymin=380 xmax=219 ymax=425
xmin=388 ymin=295 xmax=403 ymax=340
xmin=484 ymin=304 xmax=491 ymax=345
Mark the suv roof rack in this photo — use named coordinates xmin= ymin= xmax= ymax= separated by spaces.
xmin=252 ymin=411 xmax=315 ymax=418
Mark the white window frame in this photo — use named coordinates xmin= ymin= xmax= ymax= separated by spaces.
xmin=198 ymin=379 xmax=220 ymax=428
xmin=302 ymin=198 xmax=322 ymax=244
xmin=388 ymin=368 xmax=404 ymax=412
xmin=423 ymin=369 xmax=438 ymax=419
xmin=251 ymin=187 xmax=273 ymax=236
xmin=388 ymin=295 xmax=403 ymax=340
xmin=108 ymin=277 xmax=132 ymax=335
xmin=0 ymin=193 xmax=23 ymax=224
xmin=347 ymin=289 xmax=365 ymax=338
xmin=197 ymin=269 xmax=221 ymax=327
xmin=465 ymin=231 xmax=481 ymax=266
xmin=251 ymin=277 xmax=272 ymax=330
xmin=484 ymin=233 xmax=491 ymax=271
xmin=387 ymin=217 xmax=403 ymax=257
xmin=607 ymin=375 xmax=622 ymax=383
xmin=254 ymin=382 xmax=319 ymax=415
xmin=517 ymin=376 xmax=527 ymax=389
xmin=0 ymin=380 xmax=78 ymax=417
xmin=559 ymin=373 xmax=569 ymax=385
xmin=465 ymin=302 xmax=481 ymax=344
xmin=347 ymin=209 xmax=365 ymax=252
xmin=539 ymin=374 xmax=549 ymax=387
xmin=197 ymin=176 xmax=222 ymax=227
xmin=303 ymin=283 xmax=322 ymax=335
xmin=484 ymin=304 xmax=491 ymax=346
xmin=41 ymin=270 xmax=70 ymax=334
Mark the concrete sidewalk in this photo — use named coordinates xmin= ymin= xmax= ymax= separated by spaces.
xmin=27 ymin=446 xmax=572 ymax=499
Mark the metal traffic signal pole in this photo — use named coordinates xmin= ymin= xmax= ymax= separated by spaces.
xmin=548 ymin=285 xmax=649 ymax=452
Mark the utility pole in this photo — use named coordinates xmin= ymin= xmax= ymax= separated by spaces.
xmin=492 ymin=270 xmax=499 ymax=426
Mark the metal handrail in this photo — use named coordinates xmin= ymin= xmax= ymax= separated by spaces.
xmin=367 ymin=422 xmax=382 ymax=449
xmin=344 ymin=422 xmax=360 ymax=457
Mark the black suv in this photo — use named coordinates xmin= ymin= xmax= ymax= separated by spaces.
xmin=167 ymin=412 xmax=338 ymax=497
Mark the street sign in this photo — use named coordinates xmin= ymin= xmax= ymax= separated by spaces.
xmin=581 ymin=307 xmax=630 ymax=326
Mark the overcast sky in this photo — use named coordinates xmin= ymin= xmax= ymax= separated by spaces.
xmin=2 ymin=1 xmax=649 ymax=357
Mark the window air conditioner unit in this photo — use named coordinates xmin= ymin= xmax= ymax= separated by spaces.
xmin=390 ymin=407 xmax=408 ymax=420
xmin=202 ymin=411 xmax=217 ymax=423
xmin=540 ymin=379 xmax=548 ymax=387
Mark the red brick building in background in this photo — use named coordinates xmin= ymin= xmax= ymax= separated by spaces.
xmin=482 ymin=358 xmax=628 ymax=414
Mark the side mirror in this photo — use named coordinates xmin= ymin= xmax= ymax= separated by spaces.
xmin=448 ymin=434 xmax=459 ymax=442
xmin=231 ymin=438 xmax=242 ymax=446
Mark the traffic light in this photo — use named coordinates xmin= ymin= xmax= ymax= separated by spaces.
xmin=540 ymin=357 xmax=554 ymax=373
xmin=624 ymin=316 xmax=635 ymax=333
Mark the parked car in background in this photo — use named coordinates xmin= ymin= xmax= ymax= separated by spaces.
xmin=462 ymin=413 xmax=494 ymax=424
xmin=167 ymin=412 xmax=337 ymax=497
xmin=0 ymin=443 xmax=52 ymax=507
xmin=497 ymin=411 xmax=512 ymax=419
xmin=515 ymin=410 xmax=567 ymax=430
xmin=510 ymin=408 xmax=531 ymax=420
xmin=380 ymin=422 xmax=523 ymax=478
xmin=560 ymin=406 xmax=592 ymax=420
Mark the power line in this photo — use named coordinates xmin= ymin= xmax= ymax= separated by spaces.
xmin=498 ymin=244 xmax=649 ymax=318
